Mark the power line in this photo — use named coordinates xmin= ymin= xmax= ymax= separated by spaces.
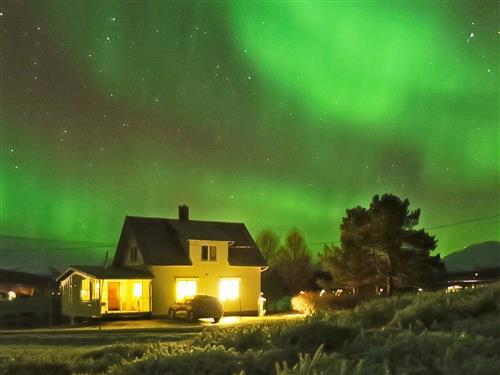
xmin=1 ymin=245 xmax=113 ymax=252
xmin=0 ymin=234 xmax=113 ymax=247
xmin=1 ymin=214 xmax=498 ymax=251
xmin=424 ymin=214 xmax=500 ymax=230
xmin=307 ymin=213 xmax=500 ymax=247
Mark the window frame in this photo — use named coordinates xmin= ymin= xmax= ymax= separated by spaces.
xmin=175 ymin=278 xmax=198 ymax=302
xmin=201 ymin=245 xmax=217 ymax=262
xmin=219 ymin=278 xmax=241 ymax=302
xmin=81 ymin=278 xmax=92 ymax=301
xmin=130 ymin=246 xmax=138 ymax=262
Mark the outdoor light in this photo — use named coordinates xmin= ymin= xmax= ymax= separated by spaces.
xmin=219 ymin=278 xmax=240 ymax=301
xmin=7 ymin=291 xmax=16 ymax=301
xmin=320 ymin=289 xmax=326 ymax=297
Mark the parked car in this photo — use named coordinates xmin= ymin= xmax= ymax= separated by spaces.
xmin=168 ymin=295 xmax=223 ymax=323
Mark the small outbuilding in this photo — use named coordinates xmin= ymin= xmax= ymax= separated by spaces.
xmin=57 ymin=265 xmax=153 ymax=318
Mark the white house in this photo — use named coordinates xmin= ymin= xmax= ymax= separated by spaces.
xmin=58 ymin=206 xmax=268 ymax=318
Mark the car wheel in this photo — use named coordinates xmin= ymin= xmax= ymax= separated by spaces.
xmin=187 ymin=311 xmax=195 ymax=322
xmin=168 ymin=309 xmax=175 ymax=320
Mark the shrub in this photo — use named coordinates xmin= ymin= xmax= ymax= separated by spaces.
xmin=346 ymin=294 xmax=415 ymax=328
xmin=116 ymin=347 xmax=239 ymax=375
xmin=0 ymin=362 xmax=71 ymax=375
xmin=277 ymin=319 xmax=356 ymax=353
xmin=3 ymin=282 xmax=500 ymax=375
xmin=79 ymin=343 xmax=147 ymax=361
xmin=194 ymin=325 xmax=272 ymax=352
xmin=75 ymin=343 xmax=149 ymax=374
xmin=389 ymin=285 xmax=500 ymax=329
xmin=291 ymin=291 xmax=360 ymax=315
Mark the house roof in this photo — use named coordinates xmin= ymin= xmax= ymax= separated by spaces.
xmin=0 ymin=269 xmax=56 ymax=285
xmin=113 ymin=215 xmax=267 ymax=267
xmin=57 ymin=265 xmax=154 ymax=281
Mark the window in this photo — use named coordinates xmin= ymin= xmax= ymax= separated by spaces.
xmin=130 ymin=247 xmax=138 ymax=262
xmin=176 ymin=279 xmax=197 ymax=302
xmin=219 ymin=278 xmax=240 ymax=301
xmin=201 ymin=245 xmax=217 ymax=261
xmin=94 ymin=281 xmax=100 ymax=299
xmin=133 ymin=282 xmax=142 ymax=298
xmin=81 ymin=278 xmax=92 ymax=301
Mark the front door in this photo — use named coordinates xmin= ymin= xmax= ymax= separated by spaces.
xmin=108 ymin=282 xmax=121 ymax=311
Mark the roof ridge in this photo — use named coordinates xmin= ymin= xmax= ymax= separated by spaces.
xmin=127 ymin=215 xmax=245 ymax=226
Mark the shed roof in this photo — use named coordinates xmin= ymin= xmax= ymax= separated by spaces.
xmin=0 ymin=269 xmax=56 ymax=285
xmin=57 ymin=265 xmax=153 ymax=281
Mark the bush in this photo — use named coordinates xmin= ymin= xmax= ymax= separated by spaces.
xmin=0 ymin=362 xmax=71 ymax=375
xmin=75 ymin=343 xmax=149 ymax=374
xmin=347 ymin=294 xmax=415 ymax=328
xmin=116 ymin=347 xmax=239 ymax=375
xmin=194 ymin=325 xmax=272 ymax=352
xmin=291 ymin=291 xmax=359 ymax=315
xmin=3 ymin=283 xmax=500 ymax=375
xmin=389 ymin=285 xmax=500 ymax=329
xmin=277 ymin=319 xmax=356 ymax=353
xmin=79 ymin=343 xmax=147 ymax=361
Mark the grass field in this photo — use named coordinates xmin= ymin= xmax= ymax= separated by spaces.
xmin=1 ymin=283 xmax=499 ymax=374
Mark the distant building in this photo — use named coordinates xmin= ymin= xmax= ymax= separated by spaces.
xmin=439 ymin=267 xmax=500 ymax=292
xmin=0 ymin=269 xmax=55 ymax=299
xmin=58 ymin=205 xmax=267 ymax=319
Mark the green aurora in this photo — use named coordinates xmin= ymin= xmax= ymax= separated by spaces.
xmin=1 ymin=2 xmax=498 ymax=258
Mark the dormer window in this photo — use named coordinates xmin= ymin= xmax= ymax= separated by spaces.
xmin=201 ymin=245 xmax=217 ymax=261
xmin=130 ymin=247 xmax=138 ymax=262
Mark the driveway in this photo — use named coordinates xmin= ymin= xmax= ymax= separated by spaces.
xmin=0 ymin=313 xmax=304 ymax=335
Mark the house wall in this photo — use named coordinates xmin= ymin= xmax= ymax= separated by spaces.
xmin=151 ymin=240 xmax=261 ymax=316
xmin=100 ymin=279 xmax=151 ymax=314
xmin=60 ymin=273 xmax=100 ymax=318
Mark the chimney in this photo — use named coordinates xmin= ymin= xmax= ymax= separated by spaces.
xmin=178 ymin=205 xmax=189 ymax=222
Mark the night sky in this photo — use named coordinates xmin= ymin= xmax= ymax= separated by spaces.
xmin=1 ymin=1 xmax=499 ymax=259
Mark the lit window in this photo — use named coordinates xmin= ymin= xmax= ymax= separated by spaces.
xmin=94 ymin=281 xmax=100 ymax=299
xmin=219 ymin=278 xmax=240 ymax=301
xmin=81 ymin=278 xmax=91 ymax=301
xmin=133 ymin=282 xmax=142 ymax=298
xmin=176 ymin=279 xmax=197 ymax=301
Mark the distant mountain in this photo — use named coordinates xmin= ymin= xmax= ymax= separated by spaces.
xmin=443 ymin=241 xmax=500 ymax=273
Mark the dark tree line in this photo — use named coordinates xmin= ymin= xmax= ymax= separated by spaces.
xmin=321 ymin=194 xmax=442 ymax=296
xmin=256 ymin=229 xmax=315 ymax=311
xmin=257 ymin=194 xmax=443 ymax=305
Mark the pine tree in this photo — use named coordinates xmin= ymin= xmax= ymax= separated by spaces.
xmin=322 ymin=194 xmax=441 ymax=296
xmin=256 ymin=229 xmax=280 ymax=266
xmin=276 ymin=229 xmax=313 ymax=295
